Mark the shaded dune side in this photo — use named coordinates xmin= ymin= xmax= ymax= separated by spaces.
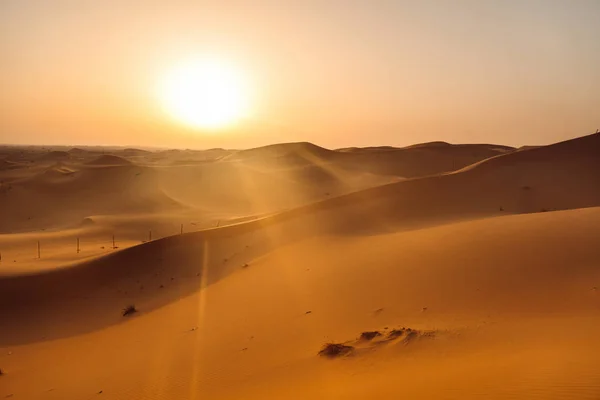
xmin=1 ymin=206 xmax=599 ymax=346
xmin=157 ymin=159 xmax=393 ymax=214
xmin=0 ymin=133 xmax=599 ymax=344
xmin=258 ymin=132 xmax=600 ymax=234
xmin=0 ymin=164 xmax=182 ymax=232
xmin=224 ymin=141 xmax=513 ymax=177
xmin=0 ymin=159 xmax=27 ymax=170
xmin=223 ymin=142 xmax=333 ymax=162
xmin=331 ymin=144 xmax=512 ymax=177
xmin=35 ymin=150 xmax=71 ymax=162
xmin=85 ymin=154 xmax=132 ymax=166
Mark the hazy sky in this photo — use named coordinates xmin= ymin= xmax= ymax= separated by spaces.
xmin=1 ymin=0 xmax=599 ymax=149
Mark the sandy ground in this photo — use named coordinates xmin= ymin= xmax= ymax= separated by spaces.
xmin=1 ymin=134 xmax=599 ymax=399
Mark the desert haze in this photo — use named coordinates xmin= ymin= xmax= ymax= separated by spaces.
xmin=1 ymin=132 xmax=600 ymax=399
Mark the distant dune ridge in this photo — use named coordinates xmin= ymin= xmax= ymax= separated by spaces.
xmin=85 ymin=154 xmax=133 ymax=166
xmin=67 ymin=147 xmax=89 ymax=154
xmin=35 ymin=150 xmax=71 ymax=162
xmin=1 ymin=132 xmax=600 ymax=399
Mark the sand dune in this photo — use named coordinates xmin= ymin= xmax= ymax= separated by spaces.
xmin=0 ymin=159 xmax=25 ymax=170
xmin=331 ymin=142 xmax=513 ymax=178
xmin=1 ymin=207 xmax=600 ymax=399
xmin=0 ymin=164 xmax=181 ymax=233
xmin=223 ymin=141 xmax=333 ymax=162
xmin=225 ymin=140 xmax=514 ymax=178
xmin=35 ymin=150 xmax=71 ymax=162
xmin=0 ymin=138 xmax=515 ymax=233
xmin=121 ymin=148 xmax=151 ymax=156
xmin=86 ymin=154 xmax=133 ymax=166
xmin=1 ymin=133 xmax=600 ymax=399
xmin=67 ymin=147 xmax=90 ymax=155
xmin=154 ymin=148 xmax=234 ymax=164
xmin=258 ymin=132 xmax=600 ymax=236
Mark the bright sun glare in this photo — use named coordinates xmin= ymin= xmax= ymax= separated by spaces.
xmin=160 ymin=58 xmax=250 ymax=129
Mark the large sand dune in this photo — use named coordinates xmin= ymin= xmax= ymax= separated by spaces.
xmin=1 ymin=133 xmax=599 ymax=399
xmin=5 ymin=137 xmax=511 ymax=233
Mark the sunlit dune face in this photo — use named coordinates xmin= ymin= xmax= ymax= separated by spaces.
xmin=160 ymin=58 xmax=251 ymax=129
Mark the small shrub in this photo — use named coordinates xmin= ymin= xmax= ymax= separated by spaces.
xmin=388 ymin=328 xmax=411 ymax=338
xmin=360 ymin=331 xmax=382 ymax=341
xmin=404 ymin=329 xmax=419 ymax=342
xmin=318 ymin=343 xmax=354 ymax=358
xmin=122 ymin=305 xmax=137 ymax=317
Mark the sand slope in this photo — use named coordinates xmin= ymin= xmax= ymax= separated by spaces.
xmin=85 ymin=154 xmax=133 ymax=166
xmin=1 ymin=207 xmax=600 ymax=399
xmin=1 ymin=133 xmax=599 ymax=399
xmin=226 ymin=141 xmax=514 ymax=177
xmin=0 ymin=139 xmax=513 ymax=233
xmin=0 ymin=164 xmax=181 ymax=233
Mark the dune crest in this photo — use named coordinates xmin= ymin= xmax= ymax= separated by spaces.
xmin=86 ymin=154 xmax=133 ymax=166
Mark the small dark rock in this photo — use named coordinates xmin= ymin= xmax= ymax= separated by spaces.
xmin=318 ymin=343 xmax=354 ymax=358
xmin=122 ymin=305 xmax=137 ymax=317
xmin=360 ymin=331 xmax=382 ymax=341
xmin=388 ymin=328 xmax=406 ymax=338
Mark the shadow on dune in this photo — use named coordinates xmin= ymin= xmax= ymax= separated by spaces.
xmin=1 ymin=133 xmax=599 ymax=345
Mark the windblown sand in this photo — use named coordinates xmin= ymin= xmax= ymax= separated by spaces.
xmin=1 ymin=134 xmax=599 ymax=399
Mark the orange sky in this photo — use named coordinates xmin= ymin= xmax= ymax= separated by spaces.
xmin=1 ymin=0 xmax=599 ymax=149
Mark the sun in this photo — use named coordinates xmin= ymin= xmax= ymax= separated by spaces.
xmin=160 ymin=58 xmax=251 ymax=129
